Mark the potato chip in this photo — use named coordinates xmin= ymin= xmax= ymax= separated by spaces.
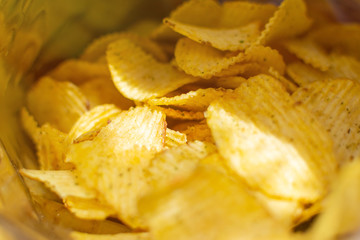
xmin=206 ymin=74 xmax=337 ymax=202
xmin=283 ymin=38 xmax=331 ymax=71
xmin=292 ymin=79 xmax=360 ymax=165
xmin=147 ymin=88 xmax=230 ymax=112
xmin=20 ymin=169 xmax=97 ymax=199
xmin=20 ymin=107 xmax=39 ymax=143
xmin=33 ymin=196 xmax=130 ymax=234
xmin=139 ymin=166 xmax=290 ymax=240
xmin=309 ymin=160 xmax=360 ymax=240
xmin=68 ymin=104 xmax=121 ymax=142
xmin=26 ymin=77 xmax=88 ymax=133
xmin=70 ymin=232 xmax=151 ymax=240
xmin=79 ymin=78 xmax=134 ymax=110
xmin=164 ymin=18 xmax=261 ymax=51
xmin=107 ymin=38 xmax=199 ymax=101
xmin=327 ymin=53 xmax=360 ymax=81
xmin=257 ymin=0 xmax=312 ymax=45
xmin=209 ymin=76 xmax=247 ymax=89
xmin=64 ymin=197 xmax=116 ymax=220
xmin=126 ymin=19 xmax=160 ymax=36
xmin=165 ymin=128 xmax=187 ymax=148
xmin=149 ymin=106 xmax=204 ymax=121
xmin=81 ymin=32 xmax=168 ymax=63
xmin=49 ymin=60 xmax=111 ymax=85
xmin=268 ymin=67 xmax=298 ymax=93
xmin=177 ymin=121 xmax=214 ymax=143
xmin=286 ymin=61 xmax=326 ymax=86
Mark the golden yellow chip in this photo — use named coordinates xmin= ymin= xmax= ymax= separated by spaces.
xmin=164 ymin=18 xmax=261 ymax=51
xmin=286 ymin=61 xmax=326 ymax=86
xmin=139 ymin=166 xmax=290 ymax=240
xmin=206 ymin=74 xmax=337 ymax=202
xmin=283 ymin=38 xmax=331 ymax=71
xmin=268 ymin=67 xmax=297 ymax=93
xmin=79 ymin=78 xmax=134 ymax=110
xmin=147 ymin=88 xmax=230 ymax=112
xmin=26 ymin=77 xmax=88 ymax=133
xmin=49 ymin=60 xmax=111 ymax=85
xmin=165 ymin=128 xmax=187 ymax=148
xmin=257 ymin=0 xmax=312 ymax=45
xmin=70 ymin=232 xmax=151 ymax=240
xmin=81 ymin=32 xmax=168 ymax=63
xmin=107 ymin=38 xmax=199 ymax=101
xmin=126 ymin=19 xmax=160 ymax=36
xmin=68 ymin=104 xmax=122 ymax=142
xmin=177 ymin=121 xmax=214 ymax=143
xmin=327 ymin=53 xmax=360 ymax=81
xmin=20 ymin=107 xmax=39 ymax=143
xmin=292 ymin=79 xmax=360 ymax=165
xmin=209 ymin=76 xmax=247 ymax=89
xmin=149 ymin=106 xmax=204 ymax=121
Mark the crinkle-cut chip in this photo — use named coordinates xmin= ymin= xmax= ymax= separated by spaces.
xmin=268 ymin=67 xmax=297 ymax=93
xmin=81 ymin=32 xmax=168 ymax=63
xmin=151 ymin=0 xmax=221 ymax=42
xmin=139 ymin=166 xmax=291 ymax=240
xmin=309 ymin=23 xmax=360 ymax=60
xmin=79 ymin=78 xmax=134 ymax=110
xmin=179 ymin=121 xmax=214 ymax=143
xmin=257 ymin=0 xmax=312 ymax=45
xmin=327 ymin=53 xmax=360 ymax=82
xmin=33 ymin=196 xmax=130 ymax=234
xmin=68 ymin=104 xmax=121 ymax=142
xmin=49 ymin=60 xmax=111 ymax=85
xmin=215 ymin=62 xmax=268 ymax=78
xmin=147 ymin=88 xmax=230 ymax=112
xmin=292 ymin=79 xmax=360 ymax=165
xmin=107 ymin=38 xmax=199 ymax=101
xmin=206 ymin=74 xmax=337 ymax=202
xmin=146 ymin=141 xmax=216 ymax=190
xmin=210 ymin=76 xmax=247 ymax=89
xmin=64 ymin=197 xmax=116 ymax=220
xmin=219 ymin=1 xmax=276 ymax=28
xmin=165 ymin=128 xmax=187 ymax=148
xmin=286 ymin=61 xmax=326 ymax=86
xmin=36 ymin=124 xmax=74 ymax=170
xmin=26 ymin=77 xmax=88 ymax=133
xmin=20 ymin=170 xmax=97 ymax=199
xmin=309 ymin=160 xmax=360 ymax=240
xmin=70 ymin=232 xmax=151 ymax=240
xmin=149 ymin=106 xmax=204 ymax=120
xmin=21 ymin=107 xmax=39 ymax=142
xmin=283 ymin=38 xmax=331 ymax=71
xmin=164 ymin=18 xmax=261 ymax=51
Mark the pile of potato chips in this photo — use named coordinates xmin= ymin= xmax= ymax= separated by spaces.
xmin=19 ymin=0 xmax=360 ymax=239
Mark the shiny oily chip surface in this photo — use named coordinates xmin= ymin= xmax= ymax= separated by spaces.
xmin=139 ymin=166 xmax=290 ymax=240
xmin=26 ymin=77 xmax=88 ymax=133
xmin=164 ymin=18 xmax=261 ymax=51
xmin=206 ymin=74 xmax=337 ymax=202
xmin=257 ymin=0 xmax=312 ymax=45
xmin=49 ymin=60 xmax=111 ymax=85
xmin=147 ymin=88 xmax=231 ymax=112
xmin=70 ymin=232 xmax=151 ymax=240
xmin=292 ymin=79 xmax=360 ymax=166
xmin=107 ymin=38 xmax=198 ymax=101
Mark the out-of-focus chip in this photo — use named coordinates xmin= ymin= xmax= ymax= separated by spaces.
xmin=165 ymin=128 xmax=187 ymax=148
xmin=139 ymin=166 xmax=290 ymax=240
xmin=292 ymin=79 xmax=360 ymax=165
xmin=79 ymin=78 xmax=134 ymax=110
xmin=81 ymin=32 xmax=168 ymax=63
xmin=147 ymin=88 xmax=230 ymax=112
xmin=70 ymin=232 xmax=151 ymax=240
xmin=257 ymin=0 xmax=312 ymax=45
xmin=149 ymin=106 xmax=204 ymax=121
xmin=175 ymin=120 xmax=214 ymax=143
xmin=327 ymin=53 xmax=360 ymax=81
xmin=286 ymin=61 xmax=326 ymax=86
xmin=206 ymin=74 xmax=337 ymax=202
xmin=49 ymin=60 xmax=111 ymax=85
xmin=68 ymin=104 xmax=121 ymax=142
xmin=126 ymin=19 xmax=160 ymax=36
xmin=107 ymin=38 xmax=199 ymax=101
xmin=283 ymin=38 xmax=331 ymax=71
xmin=164 ymin=18 xmax=261 ymax=51
xmin=21 ymin=107 xmax=39 ymax=142
xmin=26 ymin=77 xmax=88 ymax=133
xmin=309 ymin=159 xmax=360 ymax=240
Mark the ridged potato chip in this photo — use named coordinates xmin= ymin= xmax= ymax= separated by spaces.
xmin=79 ymin=78 xmax=134 ymax=110
xmin=209 ymin=76 xmax=247 ymax=89
xmin=70 ymin=232 xmax=151 ymax=240
xmin=147 ymin=88 xmax=230 ymax=112
xmin=206 ymin=74 xmax=337 ymax=202
xmin=286 ymin=61 xmax=326 ymax=86
xmin=26 ymin=77 xmax=88 ymax=133
xmin=292 ymin=79 xmax=360 ymax=165
xmin=107 ymin=38 xmax=199 ymax=101
xmin=175 ymin=121 xmax=214 ymax=143
xmin=139 ymin=166 xmax=290 ymax=240
xmin=257 ymin=0 xmax=312 ymax=45
xmin=164 ymin=18 xmax=261 ymax=51
xmin=149 ymin=106 xmax=204 ymax=121
xmin=268 ymin=67 xmax=298 ymax=93
xmin=49 ymin=60 xmax=111 ymax=85
xmin=165 ymin=128 xmax=187 ymax=148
